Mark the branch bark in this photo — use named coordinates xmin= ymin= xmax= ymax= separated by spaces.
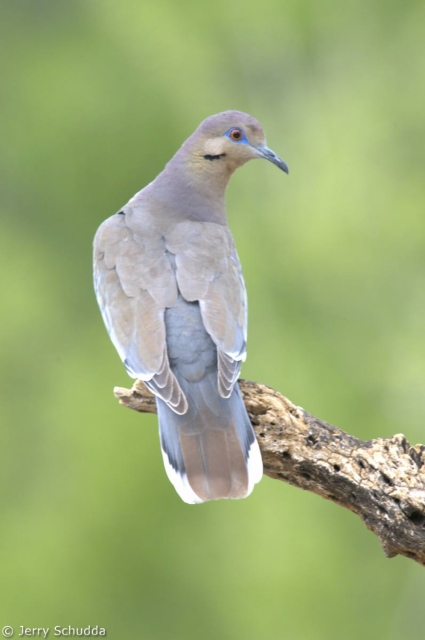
xmin=114 ymin=379 xmax=425 ymax=566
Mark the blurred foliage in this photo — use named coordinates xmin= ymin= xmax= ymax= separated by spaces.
xmin=1 ymin=0 xmax=425 ymax=638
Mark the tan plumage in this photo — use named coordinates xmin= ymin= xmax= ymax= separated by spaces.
xmin=93 ymin=111 xmax=288 ymax=503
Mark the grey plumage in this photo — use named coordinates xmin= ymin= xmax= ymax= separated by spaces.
xmin=93 ymin=110 xmax=288 ymax=503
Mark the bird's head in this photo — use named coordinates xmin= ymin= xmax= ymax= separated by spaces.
xmin=188 ymin=110 xmax=288 ymax=175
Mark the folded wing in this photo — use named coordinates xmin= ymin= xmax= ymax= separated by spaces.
xmin=93 ymin=212 xmax=187 ymax=414
xmin=165 ymin=220 xmax=247 ymax=399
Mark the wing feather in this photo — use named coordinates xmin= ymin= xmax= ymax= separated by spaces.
xmin=167 ymin=221 xmax=247 ymax=399
xmin=93 ymin=212 xmax=187 ymax=413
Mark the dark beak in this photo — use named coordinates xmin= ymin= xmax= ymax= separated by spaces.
xmin=256 ymin=145 xmax=289 ymax=174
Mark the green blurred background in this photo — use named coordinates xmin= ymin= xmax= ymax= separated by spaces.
xmin=1 ymin=0 xmax=425 ymax=638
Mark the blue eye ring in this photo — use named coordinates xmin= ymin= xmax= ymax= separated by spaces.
xmin=225 ymin=127 xmax=248 ymax=144
xmin=229 ymin=128 xmax=243 ymax=141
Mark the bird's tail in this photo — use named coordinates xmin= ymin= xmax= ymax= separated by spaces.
xmin=156 ymin=374 xmax=263 ymax=504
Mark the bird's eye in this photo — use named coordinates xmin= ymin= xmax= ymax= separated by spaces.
xmin=229 ymin=128 xmax=242 ymax=141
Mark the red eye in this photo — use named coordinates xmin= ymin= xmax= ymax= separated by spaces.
xmin=230 ymin=128 xmax=242 ymax=140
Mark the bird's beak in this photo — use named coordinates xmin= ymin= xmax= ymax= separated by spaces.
xmin=255 ymin=145 xmax=289 ymax=174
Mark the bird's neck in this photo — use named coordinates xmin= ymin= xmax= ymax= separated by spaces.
xmin=146 ymin=146 xmax=235 ymax=225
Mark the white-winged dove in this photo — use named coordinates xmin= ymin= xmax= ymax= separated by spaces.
xmin=93 ymin=111 xmax=288 ymax=503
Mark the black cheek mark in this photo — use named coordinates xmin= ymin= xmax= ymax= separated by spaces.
xmin=203 ymin=153 xmax=227 ymax=161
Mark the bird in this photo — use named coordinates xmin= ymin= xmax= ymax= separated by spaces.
xmin=93 ymin=111 xmax=288 ymax=504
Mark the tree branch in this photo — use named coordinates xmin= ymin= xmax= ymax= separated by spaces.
xmin=114 ymin=379 xmax=425 ymax=566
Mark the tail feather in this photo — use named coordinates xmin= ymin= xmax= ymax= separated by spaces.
xmin=157 ymin=375 xmax=262 ymax=504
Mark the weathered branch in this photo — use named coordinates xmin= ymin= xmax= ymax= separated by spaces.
xmin=114 ymin=379 xmax=425 ymax=566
